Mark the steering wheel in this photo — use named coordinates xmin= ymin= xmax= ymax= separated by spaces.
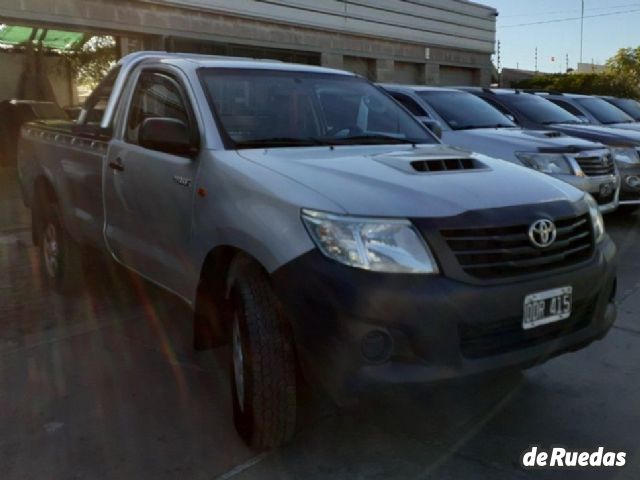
xmin=329 ymin=125 xmax=363 ymax=138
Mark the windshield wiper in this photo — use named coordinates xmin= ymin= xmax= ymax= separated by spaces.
xmin=543 ymin=120 xmax=579 ymax=125
xmin=234 ymin=137 xmax=330 ymax=149
xmin=328 ymin=134 xmax=418 ymax=145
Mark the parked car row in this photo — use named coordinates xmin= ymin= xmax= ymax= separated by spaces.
xmin=381 ymin=85 xmax=640 ymax=214
xmin=16 ymin=52 xmax=620 ymax=449
xmin=382 ymin=86 xmax=620 ymax=213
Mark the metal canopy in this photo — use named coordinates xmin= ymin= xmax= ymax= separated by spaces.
xmin=0 ymin=25 xmax=85 ymax=50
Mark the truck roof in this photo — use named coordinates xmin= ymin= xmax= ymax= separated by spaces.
xmin=458 ymin=87 xmax=524 ymax=95
xmin=378 ymin=84 xmax=462 ymax=93
xmin=119 ymin=50 xmax=354 ymax=76
xmin=97 ymin=50 xmax=355 ymax=129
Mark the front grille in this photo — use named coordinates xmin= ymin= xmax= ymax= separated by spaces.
xmin=441 ymin=214 xmax=594 ymax=280
xmin=575 ymin=155 xmax=616 ymax=177
xmin=459 ymin=297 xmax=595 ymax=359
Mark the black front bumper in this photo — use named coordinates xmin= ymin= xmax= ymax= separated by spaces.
xmin=272 ymin=237 xmax=617 ymax=399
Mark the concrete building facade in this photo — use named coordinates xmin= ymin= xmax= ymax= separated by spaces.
xmin=0 ymin=51 xmax=76 ymax=104
xmin=0 ymin=0 xmax=497 ymax=86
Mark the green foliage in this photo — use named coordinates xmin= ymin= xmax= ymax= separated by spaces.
xmin=513 ymin=46 xmax=640 ymax=99
xmin=607 ymin=47 xmax=640 ymax=86
xmin=61 ymin=36 xmax=117 ymax=89
xmin=512 ymin=72 xmax=639 ymax=98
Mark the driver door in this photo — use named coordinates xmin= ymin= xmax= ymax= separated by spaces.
xmin=104 ymin=69 xmax=201 ymax=298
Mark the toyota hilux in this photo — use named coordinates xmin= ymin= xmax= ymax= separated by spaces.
xmin=462 ymin=88 xmax=640 ymax=210
xmin=534 ymin=92 xmax=640 ymax=132
xmin=601 ymin=96 xmax=640 ymax=122
xmin=18 ymin=52 xmax=617 ymax=449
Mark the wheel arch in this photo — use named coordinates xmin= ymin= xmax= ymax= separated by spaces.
xmin=193 ymin=245 xmax=270 ymax=349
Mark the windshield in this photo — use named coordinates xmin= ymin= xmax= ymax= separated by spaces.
xmin=576 ymin=97 xmax=635 ymax=124
xmin=609 ymin=98 xmax=640 ymax=120
xmin=199 ymin=68 xmax=436 ymax=148
xmin=418 ymin=91 xmax=516 ymax=130
xmin=502 ymin=94 xmax=580 ymax=125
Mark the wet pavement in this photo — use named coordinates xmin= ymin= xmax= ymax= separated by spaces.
xmin=1 ymin=166 xmax=639 ymax=479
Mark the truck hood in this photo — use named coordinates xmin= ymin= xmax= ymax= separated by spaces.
xmin=447 ymin=127 xmax=603 ymax=152
xmin=237 ymin=144 xmax=582 ymax=218
xmin=550 ymin=123 xmax=640 ymax=146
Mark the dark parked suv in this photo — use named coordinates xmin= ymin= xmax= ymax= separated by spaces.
xmin=533 ymin=92 xmax=640 ymax=132
xmin=462 ymin=88 xmax=640 ymax=209
xmin=600 ymin=96 xmax=640 ymax=122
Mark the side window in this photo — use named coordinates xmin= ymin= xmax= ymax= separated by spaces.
xmin=126 ymin=71 xmax=193 ymax=145
xmin=82 ymin=66 xmax=121 ymax=125
xmin=549 ymin=99 xmax=584 ymax=117
xmin=391 ymin=93 xmax=427 ymax=117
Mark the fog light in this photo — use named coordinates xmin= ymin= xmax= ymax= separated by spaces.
xmin=626 ymin=175 xmax=640 ymax=189
xmin=361 ymin=330 xmax=393 ymax=364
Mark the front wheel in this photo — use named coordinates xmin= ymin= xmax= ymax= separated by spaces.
xmin=229 ymin=259 xmax=297 ymax=449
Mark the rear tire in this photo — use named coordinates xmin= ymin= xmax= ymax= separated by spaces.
xmin=39 ymin=203 xmax=83 ymax=294
xmin=229 ymin=259 xmax=297 ymax=449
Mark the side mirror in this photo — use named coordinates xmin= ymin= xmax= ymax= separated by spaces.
xmin=418 ymin=117 xmax=442 ymax=139
xmin=139 ymin=117 xmax=197 ymax=157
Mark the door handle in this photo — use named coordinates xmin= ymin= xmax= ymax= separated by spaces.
xmin=108 ymin=158 xmax=124 ymax=172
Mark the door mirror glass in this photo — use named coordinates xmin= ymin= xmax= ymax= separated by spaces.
xmin=139 ymin=117 xmax=196 ymax=156
xmin=419 ymin=117 xmax=443 ymax=139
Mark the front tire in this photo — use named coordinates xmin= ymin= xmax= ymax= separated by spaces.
xmin=229 ymin=260 xmax=297 ymax=449
xmin=39 ymin=203 xmax=83 ymax=294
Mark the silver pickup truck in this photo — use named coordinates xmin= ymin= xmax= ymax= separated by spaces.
xmin=17 ymin=52 xmax=617 ymax=449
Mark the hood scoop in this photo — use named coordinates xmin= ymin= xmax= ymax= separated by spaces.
xmin=525 ymin=130 xmax=565 ymax=139
xmin=410 ymin=157 xmax=486 ymax=173
xmin=542 ymin=131 xmax=564 ymax=138
xmin=373 ymin=147 xmax=490 ymax=174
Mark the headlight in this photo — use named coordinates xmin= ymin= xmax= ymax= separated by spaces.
xmin=515 ymin=153 xmax=573 ymax=174
xmin=585 ymin=195 xmax=605 ymax=243
xmin=301 ymin=209 xmax=438 ymax=274
xmin=610 ymin=147 xmax=640 ymax=164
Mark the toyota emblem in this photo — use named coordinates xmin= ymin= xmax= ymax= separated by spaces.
xmin=529 ymin=219 xmax=557 ymax=248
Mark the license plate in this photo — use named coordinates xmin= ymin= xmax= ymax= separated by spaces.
xmin=523 ymin=286 xmax=573 ymax=330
